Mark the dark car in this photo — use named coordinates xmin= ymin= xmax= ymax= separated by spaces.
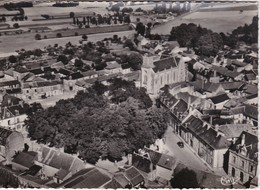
xmin=177 ymin=141 xmax=184 ymax=148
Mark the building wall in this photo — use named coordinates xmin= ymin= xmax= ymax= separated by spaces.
xmin=156 ymin=166 xmax=173 ymax=181
xmin=35 ymin=161 xmax=59 ymax=177
xmin=228 ymin=151 xmax=258 ymax=184
xmin=0 ymin=114 xmax=27 ymax=131
xmin=213 ymin=148 xmax=227 ymax=168
xmin=12 ymin=162 xmax=29 ymax=172
xmin=22 ymin=84 xmax=63 ymax=100
xmin=5 ymin=132 xmax=24 ymax=163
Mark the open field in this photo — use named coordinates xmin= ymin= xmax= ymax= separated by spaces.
xmin=42 ymin=24 xmax=132 ymax=39
xmin=152 ymin=10 xmax=258 ymax=35
xmin=0 ymin=30 xmax=135 ymax=56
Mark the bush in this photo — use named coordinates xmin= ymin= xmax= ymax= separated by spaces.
xmin=56 ymin=33 xmax=62 ymax=38
xmin=13 ymin=23 xmax=19 ymax=28
xmin=35 ymin=34 xmax=41 ymax=40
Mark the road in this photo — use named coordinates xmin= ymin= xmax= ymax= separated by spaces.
xmin=163 ymin=126 xmax=212 ymax=173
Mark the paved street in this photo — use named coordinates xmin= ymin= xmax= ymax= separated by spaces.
xmin=163 ymin=126 xmax=213 ymax=173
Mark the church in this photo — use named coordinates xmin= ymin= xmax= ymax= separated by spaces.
xmin=141 ymin=54 xmax=187 ymax=95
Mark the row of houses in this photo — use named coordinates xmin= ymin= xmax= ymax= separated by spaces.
xmin=159 ymin=89 xmax=258 ymax=186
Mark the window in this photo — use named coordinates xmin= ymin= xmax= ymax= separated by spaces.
xmin=241 ymin=160 xmax=245 ymax=168
xmin=240 ymin=172 xmax=244 ymax=182
xmin=17 ymin=118 xmax=20 ymax=123
xmin=27 ymin=90 xmax=29 ymax=93
xmin=232 ymin=167 xmax=235 ymax=177
xmin=143 ymin=75 xmax=147 ymax=84
xmin=250 ymin=165 xmax=254 ymax=172
xmin=35 ymin=89 xmax=37 ymax=92
xmin=8 ymin=120 xmax=10 ymax=125
xmin=233 ymin=156 xmax=236 ymax=163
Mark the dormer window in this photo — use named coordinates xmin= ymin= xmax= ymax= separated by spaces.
xmin=15 ymin=110 xmax=19 ymax=116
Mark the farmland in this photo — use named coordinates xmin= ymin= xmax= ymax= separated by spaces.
xmin=152 ymin=10 xmax=258 ymax=35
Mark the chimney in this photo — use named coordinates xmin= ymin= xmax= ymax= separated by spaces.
xmin=214 ymin=70 xmax=217 ymax=77
xmin=37 ymin=150 xmax=43 ymax=162
xmin=7 ymin=98 xmax=11 ymax=106
xmin=143 ymin=54 xmax=154 ymax=68
xmin=188 ymin=96 xmax=191 ymax=108
xmin=241 ymin=134 xmax=246 ymax=146
xmin=209 ymin=116 xmax=213 ymax=125
xmin=127 ymin=154 xmax=132 ymax=166
xmin=165 ymin=158 xmax=170 ymax=166
xmin=201 ymin=79 xmax=205 ymax=90
xmin=215 ymin=124 xmax=219 ymax=131
xmin=19 ymin=101 xmax=24 ymax=107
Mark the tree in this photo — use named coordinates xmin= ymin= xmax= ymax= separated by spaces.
xmin=69 ymin=12 xmax=75 ymax=18
xmin=136 ymin=22 xmax=145 ymax=36
xmin=57 ymin=54 xmax=68 ymax=64
xmin=128 ymin=53 xmax=143 ymax=70
xmin=171 ymin=168 xmax=200 ymax=188
xmin=8 ymin=55 xmax=17 ymax=63
xmin=83 ymin=17 xmax=86 ymax=25
xmin=13 ymin=23 xmax=19 ymax=28
xmin=35 ymin=33 xmax=41 ymax=40
xmin=82 ymin=34 xmax=88 ymax=40
xmin=111 ymin=4 xmax=120 ymax=12
xmin=56 ymin=33 xmax=62 ymax=38
xmin=74 ymin=59 xmax=84 ymax=68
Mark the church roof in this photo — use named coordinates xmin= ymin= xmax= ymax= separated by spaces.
xmin=152 ymin=57 xmax=180 ymax=73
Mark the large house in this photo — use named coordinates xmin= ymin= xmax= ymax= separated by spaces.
xmin=228 ymin=131 xmax=258 ymax=186
xmin=141 ymin=54 xmax=187 ymax=95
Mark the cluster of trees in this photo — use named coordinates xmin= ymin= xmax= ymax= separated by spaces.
xmin=171 ymin=168 xmax=199 ymax=188
xmin=113 ymin=52 xmax=143 ymax=70
xmin=52 ymin=2 xmax=79 ymax=7
xmin=154 ymin=2 xmax=191 ymax=15
xmin=11 ymin=15 xmax=28 ymax=21
xmin=169 ymin=23 xmax=223 ymax=56
xmin=72 ymin=13 xmax=131 ymax=28
xmin=0 ymin=168 xmax=20 ymax=188
xmin=25 ymin=79 xmax=167 ymax=164
xmin=4 ymin=2 xmax=33 ymax=10
xmin=220 ymin=16 xmax=258 ymax=48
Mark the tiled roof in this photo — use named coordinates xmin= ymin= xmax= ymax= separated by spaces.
xmin=157 ymin=154 xmax=176 ymax=170
xmin=12 ymin=151 xmax=38 ymax=168
xmin=175 ymin=92 xmax=198 ymax=105
xmin=63 ymin=168 xmax=111 ymax=188
xmin=160 ymin=91 xmax=178 ymax=108
xmin=56 ymin=169 xmax=71 ymax=180
xmin=209 ymin=93 xmax=230 ymax=104
xmin=6 ymin=104 xmax=26 ymax=116
xmin=125 ymin=166 xmax=144 ymax=186
xmin=58 ymin=68 xmax=72 ymax=76
xmin=183 ymin=116 xmax=231 ymax=149
xmin=132 ymin=153 xmax=152 ymax=173
xmin=1 ymin=94 xmax=22 ymax=106
xmin=70 ymin=72 xmax=84 ymax=80
xmin=106 ymin=62 xmax=121 ymax=70
xmin=172 ymin=99 xmax=188 ymax=115
xmin=26 ymin=165 xmax=42 ymax=176
xmin=14 ymin=66 xmax=28 ymax=73
xmin=243 ymin=104 xmax=258 ymax=120
xmin=152 ymin=57 xmax=179 ymax=73
xmin=221 ymin=82 xmax=245 ymax=90
xmin=113 ymin=173 xmax=129 ymax=188
xmin=243 ymin=84 xmax=258 ymax=95
xmin=230 ymin=131 xmax=258 ymax=162
xmin=211 ymin=65 xmax=241 ymax=78
xmin=245 ymin=73 xmax=256 ymax=81
xmin=23 ymin=81 xmax=62 ymax=88
xmin=143 ymin=148 xmax=162 ymax=165
xmin=6 ymin=88 xmax=22 ymax=94
xmin=104 ymin=178 xmax=123 ymax=189
xmin=0 ymin=80 xmax=20 ymax=87
xmin=218 ymin=124 xmax=254 ymax=139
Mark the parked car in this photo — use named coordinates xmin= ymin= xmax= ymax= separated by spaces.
xmin=177 ymin=141 xmax=184 ymax=148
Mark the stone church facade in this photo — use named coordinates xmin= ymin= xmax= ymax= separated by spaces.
xmin=141 ymin=54 xmax=187 ymax=95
